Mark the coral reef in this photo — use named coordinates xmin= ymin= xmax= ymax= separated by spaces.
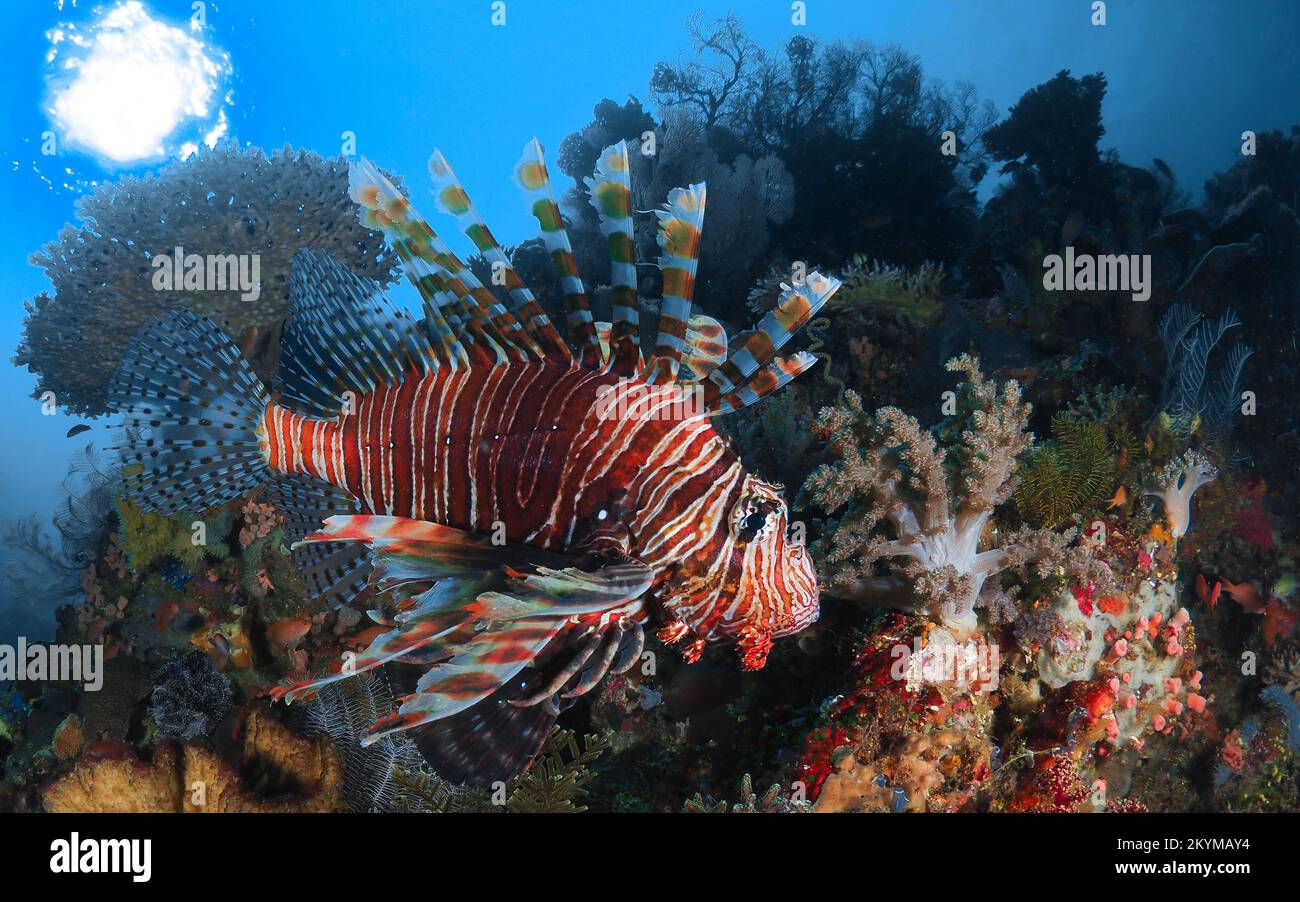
xmin=683 ymin=773 xmax=810 ymax=813
xmin=811 ymin=736 xmax=958 ymax=813
xmin=804 ymin=355 xmax=1112 ymax=629
xmin=150 ymin=650 xmax=233 ymax=741
xmin=14 ymin=144 xmax=400 ymax=415
xmin=5 ymin=13 xmax=1299 ymax=820
xmin=42 ymin=712 xmax=343 ymax=813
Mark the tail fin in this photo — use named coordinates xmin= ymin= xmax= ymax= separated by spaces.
xmin=107 ymin=309 xmax=270 ymax=514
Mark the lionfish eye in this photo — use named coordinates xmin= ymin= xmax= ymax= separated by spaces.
xmin=738 ymin=503 xmax=775 ymax=542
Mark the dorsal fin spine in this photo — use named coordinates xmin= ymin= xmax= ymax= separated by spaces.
xmin=515 ymin=138 xmax=604 ymax=369
xmin=644 ymin=183 xmax=707 ymax=384
xmin=708 ymin=352 xmax=819 ymax=415
xmin=428 ymin=150 xmax=571 ymax=364
xmin=584 ymin=141 xmax=641 ymax=376
xmin=704 ymin=272 xmax=840 ymax=410
xmin=349 ymin=158 xmax=530 ymax=368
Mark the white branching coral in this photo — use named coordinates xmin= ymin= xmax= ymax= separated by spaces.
xmin=1145 ymin=449 xmax=1217 ymax=539
xmin=804 ymin=355 xmax=1113 ymax=631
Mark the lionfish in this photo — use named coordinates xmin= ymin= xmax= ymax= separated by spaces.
xmin=110 ymin=139 xmax=840 ymax=783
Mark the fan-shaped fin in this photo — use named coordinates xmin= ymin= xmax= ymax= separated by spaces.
xmin=277 ymin=249 xmax=439 ymax=419
xmin=413 ymin=669 xmax=561 ymax=786
xmin=271 ymin=515 xmax=652 ymax=744
xmin=265 ymin=472 xmax=370 ymax=609
xmin=108 ymin=309 xmax=269 ymax=515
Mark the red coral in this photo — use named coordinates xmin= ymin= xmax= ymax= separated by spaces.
xmin=1073 ymin=582 xmax=1094 ymax=617
xmin=1261 ymin=598 xmax=1299 ymax=646
xmin=795 ymin=724 xmax=856 ymax=801
xmin=1230 ymin=481 xmax=1275 ymax=550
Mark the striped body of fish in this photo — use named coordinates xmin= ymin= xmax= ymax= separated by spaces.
xmin=110 ymin=139 xmax=839 ymax=783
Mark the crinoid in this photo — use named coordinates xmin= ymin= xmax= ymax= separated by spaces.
xmin=302 ymin=672 xmax=484 ymax=813
xmin=1015 ymin=413 xmax=1115 ymax=528
xmin=1157 ymin=303 xmax=1252 ymax=440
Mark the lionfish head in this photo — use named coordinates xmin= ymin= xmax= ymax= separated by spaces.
xmin=662 ymin=474 xmax=819 ymax=671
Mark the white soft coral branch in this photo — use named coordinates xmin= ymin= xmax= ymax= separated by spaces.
xmin=806 ymin=355 xmax=1113 ymax=631
xmin=1145 ymin=449 xmax=1217 ymax=538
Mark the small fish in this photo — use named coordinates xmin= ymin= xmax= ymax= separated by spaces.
xmin=65 ymin=424 xmax=91 ymax=438
xmin=1195 ymin=573 xmax=1209 ymax=604
xmin=1105 ymin=486 xmax=1128 ymax=510
xmin=153 ymin=600 xmax=179 ymax=635
xmin=345 ymin=624 xmax=388 ymax=649
xmin=266 ymin=617 xmax=312 ymax=651
xmin=1220 ymin=579 xmax=1265 ymax=614
xmin=210 ymin=632 xmax=231 ymax=656
xmin=239 ymin=324 xmax=261 ymax=358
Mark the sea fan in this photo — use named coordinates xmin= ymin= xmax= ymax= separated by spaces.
xmin=1 ymin=443 xmax=121 ymax=604
xmin=1015 ymin=414 xmax=1114 ymax=528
